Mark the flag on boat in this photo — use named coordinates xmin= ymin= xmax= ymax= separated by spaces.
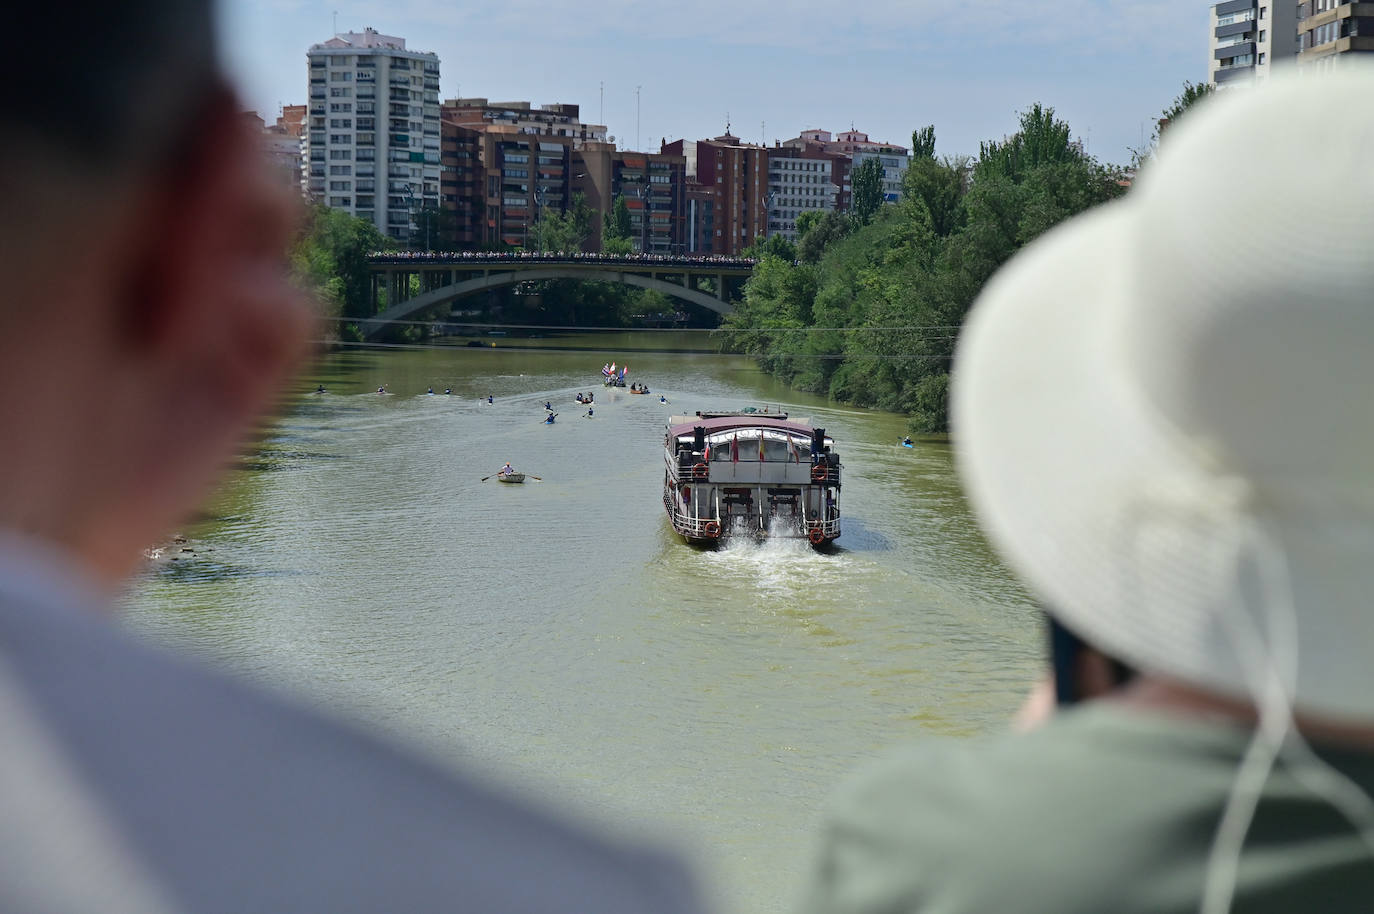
xmin=602 ymin=363 xmax=612 ymax=377
xmin=620 ymin=365 xmax=628 ymax=379
xmin=757 ymin=433 xmax=767 ymax=462
xmin=730 ymin=434 xmax=739 ymax=463
xmin=703 ymin=442 xmax=712 ymax=461
xmin=787 ymin=435 xmax=800 ymax=463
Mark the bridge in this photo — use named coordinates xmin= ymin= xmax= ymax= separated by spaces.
xmin=361 ymin=253 xmax=756 ymax=340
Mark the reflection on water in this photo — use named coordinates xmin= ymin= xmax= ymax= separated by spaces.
xmin=122 ymin=334 xmax=1040 ymax=914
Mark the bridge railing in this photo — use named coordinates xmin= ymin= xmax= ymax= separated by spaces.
xmin=366 ymin=251 xmax=760 ymax=270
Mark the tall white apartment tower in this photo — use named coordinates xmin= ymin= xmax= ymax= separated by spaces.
xmin=1210 ymin=1 xmax=1300 ymax=87
xmin=305 ymin=28 xmax=441 ymax=244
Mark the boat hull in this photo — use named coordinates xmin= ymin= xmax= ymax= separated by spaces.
xmin=497 ymin=473 xmax=526 ymax=484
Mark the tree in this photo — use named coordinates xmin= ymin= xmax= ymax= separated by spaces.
xmin=414 ymin=205 xmax=457 ymax=252
xmin=290 ymin=206 xmax=392 ymax=339
xmin=1132 ymin=80 xmax=1216 ymax=167
xmin=532 ymin=192 xmax=595 ymax=253
xmin=601 ymin=194 xmax=633 ymax=253
xmin=797 ymin=210 xmax=853 ymax=264
xmin=977 ymin=103 xmax=1080 ymax=184
xmin=911 ymin=125 xmax=936 ymax=160
xmin=719 ymin=102 xmax=1127 ymax=433
xmin=794 ymin=209 xmax=824 ymax=242
xmin=851 ymin=157 xmax=885 ymax=224
xmin=746 ymin=233 xmax=797 ymax=263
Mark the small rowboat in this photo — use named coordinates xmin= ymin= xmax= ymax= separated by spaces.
xmin=497 ymin=473 xmax=526 ymax=484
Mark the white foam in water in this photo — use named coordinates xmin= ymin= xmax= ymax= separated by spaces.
xmin=700 ymin=519 xmax=856 ymax=602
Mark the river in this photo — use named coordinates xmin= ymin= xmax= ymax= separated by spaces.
xmin=120 ymin=331 xmax=1042 ymax=914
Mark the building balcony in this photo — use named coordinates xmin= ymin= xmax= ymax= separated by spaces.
xmin=1214 ymin=0 xmax=1255 ymax=16
xmin=1214 ymin=40 xmax=1255 ymax=59
xmin=1213 ymin=62 xmax=1256 ymax=82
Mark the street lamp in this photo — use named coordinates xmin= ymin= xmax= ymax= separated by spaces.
xmin=638 ymin=180 xmax=650 ymax=254
xmin=534 ymin=185 xmax=547 ymax=253
xmin=401 ymin=184 xmax=415 ymax=251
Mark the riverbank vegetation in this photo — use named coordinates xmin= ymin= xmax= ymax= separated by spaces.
xmin=720 ymin=104 xmax=1128 ymax=434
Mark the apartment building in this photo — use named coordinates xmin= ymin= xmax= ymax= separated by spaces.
xmin=574 ymin=143 xmax=687 ymax=253
xmin=438 ymin=99 xmax=620 ymax=249
xmin=1297 ymin=0 xmax=1374 ymax=66
xmin=768 ymin=132 xmax=855 ymax=239
xmin=664 ymin=132 xmax=769 ymax=255
xmin=305 ymin=28 xmax=441 ymax=244
xmin=443 ymin=99 xmax=607 ymax=146
xmin=438 ymin=120 xmax=483 ymax=248
xmin=1209 ymin=1 xmax=1299 ymax=86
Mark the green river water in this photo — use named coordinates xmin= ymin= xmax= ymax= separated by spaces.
xmin=121 ymin=332 xmax=1041 ymax=914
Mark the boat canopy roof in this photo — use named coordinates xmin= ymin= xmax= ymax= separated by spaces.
xmin=667 ymin=415 xmax=817 ymax=438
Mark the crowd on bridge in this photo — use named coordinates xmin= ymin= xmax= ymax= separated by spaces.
xmin=366 ymin=250 xmax=759 ymax=269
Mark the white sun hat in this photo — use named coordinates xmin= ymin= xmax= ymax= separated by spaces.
xmin=952 ymin=64 xmax=1374 ymax=723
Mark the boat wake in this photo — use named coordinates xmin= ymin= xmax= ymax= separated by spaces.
xmin=699 ymin=519 xmax=856 ymax=602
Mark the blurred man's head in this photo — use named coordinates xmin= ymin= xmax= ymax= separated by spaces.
xmin=0 ymin=3 xmax=310 ymax=587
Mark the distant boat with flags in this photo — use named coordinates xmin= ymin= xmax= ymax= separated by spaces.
xmin=602 ymin=362 xmax=628 ymax=388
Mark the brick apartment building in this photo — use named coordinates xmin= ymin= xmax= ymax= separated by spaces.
xmin=664 ymin=132 xmax=769 ymax=256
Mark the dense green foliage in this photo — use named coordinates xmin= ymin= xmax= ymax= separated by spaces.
xmin=290 ymin=205 xmax=392 ymax=339
xmin=531 ymin=192 xmax=594 ymax=253
xmin=851 ymin=157 xmax=885 ymax=224
xmin=721 ymin=106 xmax=1127 ymax=433
xmin=601 ymin=195 xmax=634 ymax=254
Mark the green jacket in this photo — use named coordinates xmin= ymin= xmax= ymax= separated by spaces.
xmin=803 ymin=704 xmax=1374 ymax=914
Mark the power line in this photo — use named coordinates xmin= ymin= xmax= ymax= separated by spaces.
xmin=327 ymin=316 xmax=963 ymax=334
xmin=311 ymin=339 xmax=957 ymax=359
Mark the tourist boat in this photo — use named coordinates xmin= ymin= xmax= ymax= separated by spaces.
xmin=497 ymin=472 xmax=526 ymax=484
xmin=662 ymin=411 xmax=840 ymax=547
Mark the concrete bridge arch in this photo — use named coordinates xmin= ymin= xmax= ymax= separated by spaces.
xmin=361 ymin=267 xmax=739 ymax=340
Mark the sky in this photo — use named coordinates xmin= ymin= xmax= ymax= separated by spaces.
xmin=222 ymin=0 xmax=1210 ymax=166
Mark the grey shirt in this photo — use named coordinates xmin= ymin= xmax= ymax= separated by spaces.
xmin=803 ymin=703 xmax=1374 ymax=914
xmin=0 ymin=539 xmax=702 ymax=913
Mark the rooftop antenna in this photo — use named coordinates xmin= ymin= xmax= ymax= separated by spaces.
xmin=761 ymin=120 xmax=765 ymax=146
xmin=726 ymin=111 xmax=731 ymax=134
xmin=600 ymin=81 xmax=604 ymax=126
xmin=636 ymin=85 xmax=641 ymax=151
xmin=332 ymin=10 xmax=338 ymax=35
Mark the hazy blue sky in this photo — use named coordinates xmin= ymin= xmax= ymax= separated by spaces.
xmin=222 ymin=1 xmax=1208 ymax=166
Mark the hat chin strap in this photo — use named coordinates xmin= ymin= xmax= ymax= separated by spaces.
xmin=1201 ymin=511 xmax=1374 ymax=914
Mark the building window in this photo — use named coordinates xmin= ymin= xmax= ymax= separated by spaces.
xmin=1258 ymin=52 xmax=1266 ymax=63
xmin=330 ymin=165 xmax=352 ymax=175
xmin=330 ymin=87 xmax=352 ymax=98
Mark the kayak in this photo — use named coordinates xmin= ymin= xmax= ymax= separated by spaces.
xmin=900 ymin=441 xmax=914 ymax=448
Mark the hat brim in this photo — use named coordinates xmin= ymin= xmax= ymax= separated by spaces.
xmin=951 ymin=202 xmax=1374 ymax=719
